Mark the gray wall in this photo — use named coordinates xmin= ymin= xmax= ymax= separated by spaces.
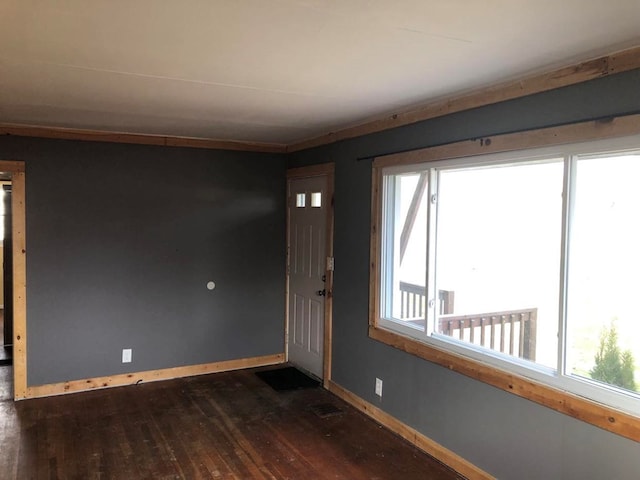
xmin=289 ymin=70 xmax=640 ymax=479
xmin=0 ymin=137 xmax=286 ymax=385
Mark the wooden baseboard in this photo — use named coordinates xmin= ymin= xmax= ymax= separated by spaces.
xmin=327 ymin=380 xmax=494 ymax=480
xmin=22 ymin=353 xmax=285 ymax=399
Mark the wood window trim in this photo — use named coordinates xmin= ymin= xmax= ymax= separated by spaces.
xmin=368 ymin=114 xmax=640 ymax=443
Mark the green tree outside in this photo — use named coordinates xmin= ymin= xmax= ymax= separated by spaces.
xmin=590 ymin=321 xmax=636 ymax=391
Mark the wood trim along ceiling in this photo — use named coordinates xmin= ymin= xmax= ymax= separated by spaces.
xmin=287 ymin=45 xmax=640 ymax=152
xmin=327 ymin=380 xmax=494 ymax=480
xmin=0 ymin=46 xmax=638 ymax=154
xmin=22 ymin=353 xmax=284 ymax=399
xmin=0 ymin=124 xmax=288 ymax=154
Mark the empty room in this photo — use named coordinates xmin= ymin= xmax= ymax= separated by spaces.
xmin=1 ymin=1 xmax=640 ymax=479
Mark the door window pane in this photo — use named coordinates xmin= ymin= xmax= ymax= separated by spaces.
xmin=311 ymin=192 xmax=322 ymax=208
xmin=567 ymin=153 xmax=640 ymax=394
xmin=434 ymin=160 xmax=563 ymax=368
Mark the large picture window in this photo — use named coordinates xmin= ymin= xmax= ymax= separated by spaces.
xmin=370 ymin=120 xmax=640 ymax=437
xmin=381 ymin=159 xmax=563 ymax=369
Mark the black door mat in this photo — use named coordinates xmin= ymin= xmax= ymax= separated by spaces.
xmin=255 ymin=367 xmax=320 ymax=391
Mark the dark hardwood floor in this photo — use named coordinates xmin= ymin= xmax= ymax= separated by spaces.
xmin=0 ymin=366 xmax=464 ymax=479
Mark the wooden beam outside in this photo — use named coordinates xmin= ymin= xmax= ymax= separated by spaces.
xmin=399 ymin=172 xmax=428 ymax=263
xmin=0 ymin=124 xmax=288 ymax=154
xmin=288 ymin=45 xmax=640 ymax=153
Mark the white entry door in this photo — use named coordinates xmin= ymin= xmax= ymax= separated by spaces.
xmin=287 ymin=175 xmax=329 ymax=378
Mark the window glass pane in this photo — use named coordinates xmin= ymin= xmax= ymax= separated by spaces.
xmin=434 ymin=160 xmax=563 ymax=368
xmin=311 ymin=192 xmax=322 ymax=208
xmin=567 ymin=152 xmax=640 ymax=395
xmin=296 ymin=193 xmax=306 ymax=208
xmin=381 ymin=172 xmax=428 ymax=330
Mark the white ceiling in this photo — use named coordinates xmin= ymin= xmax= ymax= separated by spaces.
xmin=1 ymin=1 xmax=639 ymax=146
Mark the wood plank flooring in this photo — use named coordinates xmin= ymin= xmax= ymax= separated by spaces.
xmin=0 ymin=366 xmax=464 ymax=479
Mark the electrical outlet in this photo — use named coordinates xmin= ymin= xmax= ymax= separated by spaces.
xmin=122 ymin=348 xmax=132 ymax=363
xmin=375 ymin=377 xmax=383 ymax=397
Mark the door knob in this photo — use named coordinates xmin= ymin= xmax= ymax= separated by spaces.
xmin=316 ymin=289 xmax=326 ymax=297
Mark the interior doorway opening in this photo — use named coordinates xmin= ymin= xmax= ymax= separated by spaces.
xmin=0 ymin=180 xmax=12 ymax=368
xmin=0 ymin=162 xmax=26 ymax=400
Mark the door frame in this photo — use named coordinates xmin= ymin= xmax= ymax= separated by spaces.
xmin=286 ymin=163 xmax=334 ymax=387
xmin=0 ymin=161 xmax=26 ymax=400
